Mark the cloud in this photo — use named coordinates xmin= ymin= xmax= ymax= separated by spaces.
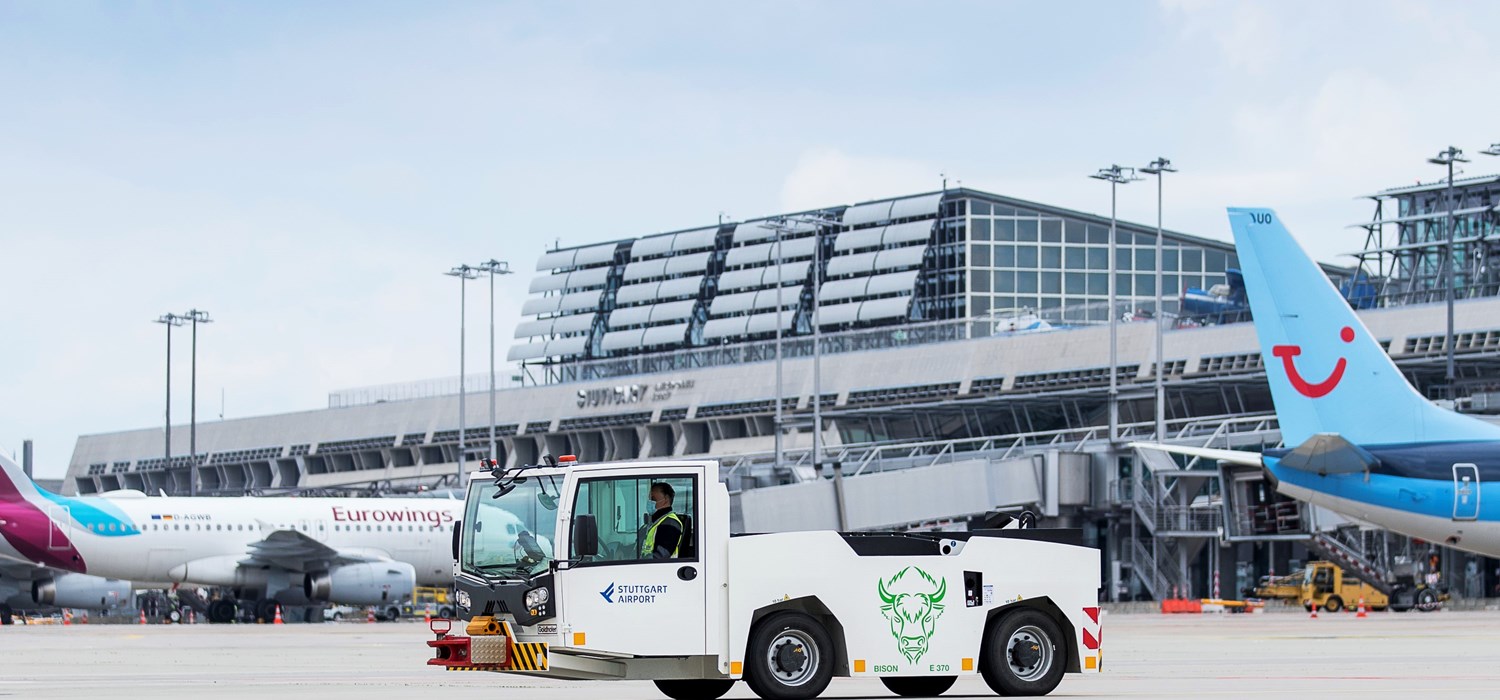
xmin=779 ymin=149 xmax=942 ymax=212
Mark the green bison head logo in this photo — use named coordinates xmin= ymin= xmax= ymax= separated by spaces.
xmin=878 ymin=566 xmax=947 ymax=664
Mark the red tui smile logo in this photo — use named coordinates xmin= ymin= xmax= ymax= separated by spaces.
xmin=1272 ymin=326 xmax=1355 ymax=398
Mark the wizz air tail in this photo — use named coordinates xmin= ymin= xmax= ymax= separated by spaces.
xmin=1228 ymin=208 xmax=1500 ymax=447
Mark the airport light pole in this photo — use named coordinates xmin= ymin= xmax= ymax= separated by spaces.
xmin=1090 ymin=165 xmax=1140 ymax=442
xmin=787 ymin=214 xmax=841 ymax=477
xmin=1140 ymin=158 xmax=1176 ymax=442
xmin=478 ymin=260 xmax=513 ymax=463
xmin=758 ymin=219 xmax=792 ymax=473
xmin=1427 ymin=146 xmax=1468 ymax=387
xmin=446 ymin=264 xmax=482 ymax=489
xmin=183 ymin=309 xmax=212 ymax=497
xmin=153 ymin=313 xmax=185 ymax=490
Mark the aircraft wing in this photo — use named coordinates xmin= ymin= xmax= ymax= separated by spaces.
xmin=1127 ymin=442 xmax=1264 ymax=467
xmin=0 ymin=558 xmax=50 ymax=581
xmin=240 ymin=528 xmax=387 ymax=573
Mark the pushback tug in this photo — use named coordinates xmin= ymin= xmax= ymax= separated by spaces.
xmin=426 ymin=455 xmax=1102 ymax=699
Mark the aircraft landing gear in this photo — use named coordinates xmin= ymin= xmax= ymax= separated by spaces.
xmin=208 ymin=598 xmax=238 ymax=624
xmin=255 ymin=599 xmax=279 ymax=623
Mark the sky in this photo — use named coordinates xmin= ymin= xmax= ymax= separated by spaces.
xmin=4 ymin=1 xmax=1500 ymax=478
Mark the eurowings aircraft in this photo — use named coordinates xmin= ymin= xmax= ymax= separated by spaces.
xmin=0 ymin=452 xmax=467 ymax=621
xmin=1134 ymin=207 xmax=1500 ymax=558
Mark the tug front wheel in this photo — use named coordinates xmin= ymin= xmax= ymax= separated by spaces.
xmin=980 ymin=608 xmax=1067 ymax=697
xmin=744 ymin=611 xmax=835 ymax=700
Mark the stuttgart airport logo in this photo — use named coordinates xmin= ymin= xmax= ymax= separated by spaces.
xmin=1272 ymin=326 xmax=1354 ymax=398
xmin=600 ymin=582 xmax=667 ymax=604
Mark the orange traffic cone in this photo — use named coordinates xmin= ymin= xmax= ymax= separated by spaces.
xmin=424 ymin=603 xmax=432 ymax=624
xmin=81 ymin=611 xmax=88 ymax=624
xmin=1356 ymin=598 xmax=1368 ymax=618
xmin=63 ymin=609 xmax=72 ymax=626
xmin=367 ymin=608 xmax=376 ymax=623
xmin=273 ymin=605 xmax=284 ymax=625
xmin=139 ymin=609 xmax=148 ymax=625
xmin=1309 ymin=603 xmax=1318 ymax=619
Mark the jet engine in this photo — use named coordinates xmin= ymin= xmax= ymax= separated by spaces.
xmin=31 ymin=573 xmax=132 ymax=610
xmin=304 ymin=561 xmax=415 ymax=605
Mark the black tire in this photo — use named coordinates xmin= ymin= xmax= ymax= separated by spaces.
xmin=980 ymin=608 xmax=1067 ymax=697
xmin=744 ymin=611 xmax=835 ymax=700
xmin=438 ymin=606 xmax=455 ymax=619
xmin=384 ymin=606 xmax=401 ymax=622
xmin=0 ymin=604 xmax=13 ymax=626
xmin=1416 ymin=588 xmax=1439 ymax=612
xmin=654 ymin=679 xmax=735 ymax=700
xmin=1324 ymin=596 xmax=1343 ymax=613
xmin=255 ymin=599 xmax=279 ymax=623
xmin=881 ymin=675 xmax=958 ymax=697
xmin=208 ymin=599 xmax=238 ymax=624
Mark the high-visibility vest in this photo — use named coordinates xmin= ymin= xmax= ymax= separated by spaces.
xmin=641 ymin=511 xmax=683 ymax=558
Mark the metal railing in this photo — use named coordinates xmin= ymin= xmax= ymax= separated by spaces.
xmin=719 ymin=411 xmax=1276 ymax=485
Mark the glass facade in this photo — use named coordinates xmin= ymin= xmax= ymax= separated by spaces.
xmin=950 ymin=194 xmax=1238 ymax=320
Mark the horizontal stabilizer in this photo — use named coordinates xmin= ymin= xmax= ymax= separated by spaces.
xmin=1277 ymin=433 xmax=1379 ymax=476
xmin=1126 ymin=442 xmax=1263 ymax=467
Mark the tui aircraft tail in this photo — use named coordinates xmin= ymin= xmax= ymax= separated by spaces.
xmin=1227 ymin=207 xmax=1500 ymax=447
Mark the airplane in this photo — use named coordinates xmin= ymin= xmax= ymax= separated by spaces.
xmin=0 ymin=451 xmax=467 ymax=622
xmin=1134 ymin=207 xmax=1500 ymax=558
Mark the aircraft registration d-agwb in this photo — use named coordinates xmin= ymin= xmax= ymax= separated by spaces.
xmin=0 ymin=453 xmax=493 ymax=622
xmin=1134 ymin=207 xmax=1500 ymax=557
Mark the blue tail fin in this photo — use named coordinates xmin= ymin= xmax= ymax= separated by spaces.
xmin=1227 ymin=207 xmax=1500 ymax=446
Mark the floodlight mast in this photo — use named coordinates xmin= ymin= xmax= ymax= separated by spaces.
xmin=153 ymin=313 xmax=186 ymax=489
xmin=1139 ymin=158 xmax=1176 ymax=442
xmin=1089 ymin=164 xmax=1141 ymax=443
xmin=1427 ymin=146 xmax=1468 ymax=387
xmin=182 ymin=309 xmax=213 ymax=496
xmin=446 ymin=264 xmax=483 ymax=490
xmin=478 ymin=260 xmax=513 ymax=464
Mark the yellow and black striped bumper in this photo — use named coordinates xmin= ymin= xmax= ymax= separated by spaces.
xmin=508 ymin=642 xmax=550 ymax=671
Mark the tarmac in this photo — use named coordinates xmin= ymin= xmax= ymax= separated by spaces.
xmin=3 ymin=610 xmax=1499 ymax=699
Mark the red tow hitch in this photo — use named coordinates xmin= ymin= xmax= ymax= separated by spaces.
xmin=427 ymin=618 xmax=511 ymax=671
xmin=427 ymin=619 xmax=474 ymax=668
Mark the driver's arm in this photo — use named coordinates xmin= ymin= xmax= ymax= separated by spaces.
xmin=650 ymin=520 xmax=682 ymax=560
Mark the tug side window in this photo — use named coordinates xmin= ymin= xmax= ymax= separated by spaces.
xmin=570 ymin=475 xmax=696 ymax=564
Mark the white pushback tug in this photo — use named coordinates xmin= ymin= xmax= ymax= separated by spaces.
xmin=427 ymin=455 xmax=1102 ymax=699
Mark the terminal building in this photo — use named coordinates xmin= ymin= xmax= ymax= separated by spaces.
xmin=65 ymin=183 xmax=1500 ymax=602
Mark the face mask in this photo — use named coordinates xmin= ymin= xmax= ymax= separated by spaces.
xmin=646 ymin=498 xmax=657 ymax=511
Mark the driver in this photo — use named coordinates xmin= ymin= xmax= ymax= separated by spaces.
xmin=640 ymin=482 xmax=683 ymax=560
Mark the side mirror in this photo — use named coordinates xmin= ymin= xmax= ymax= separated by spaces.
xmin=452 ymin=519 xmax=463 ymax=561
xmin=573 ymin=514 xmax=599 ymax=558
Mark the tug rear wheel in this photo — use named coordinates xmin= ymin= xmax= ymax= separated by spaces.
xmin=980 ymin=608 xmax=1066 ymax=696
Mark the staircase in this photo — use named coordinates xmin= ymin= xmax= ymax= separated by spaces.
xmin=1307 ymin=528 xmax=1394 ymax=595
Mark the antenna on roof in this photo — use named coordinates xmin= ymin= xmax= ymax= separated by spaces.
xmin=940 ymin=172 xmax=947 ymax=191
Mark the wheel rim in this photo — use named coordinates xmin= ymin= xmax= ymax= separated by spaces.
xmin=1006 ymin=625 xmax=1053 ymax=682
xmin=765 ymin=629 xmax=820 ymax=686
